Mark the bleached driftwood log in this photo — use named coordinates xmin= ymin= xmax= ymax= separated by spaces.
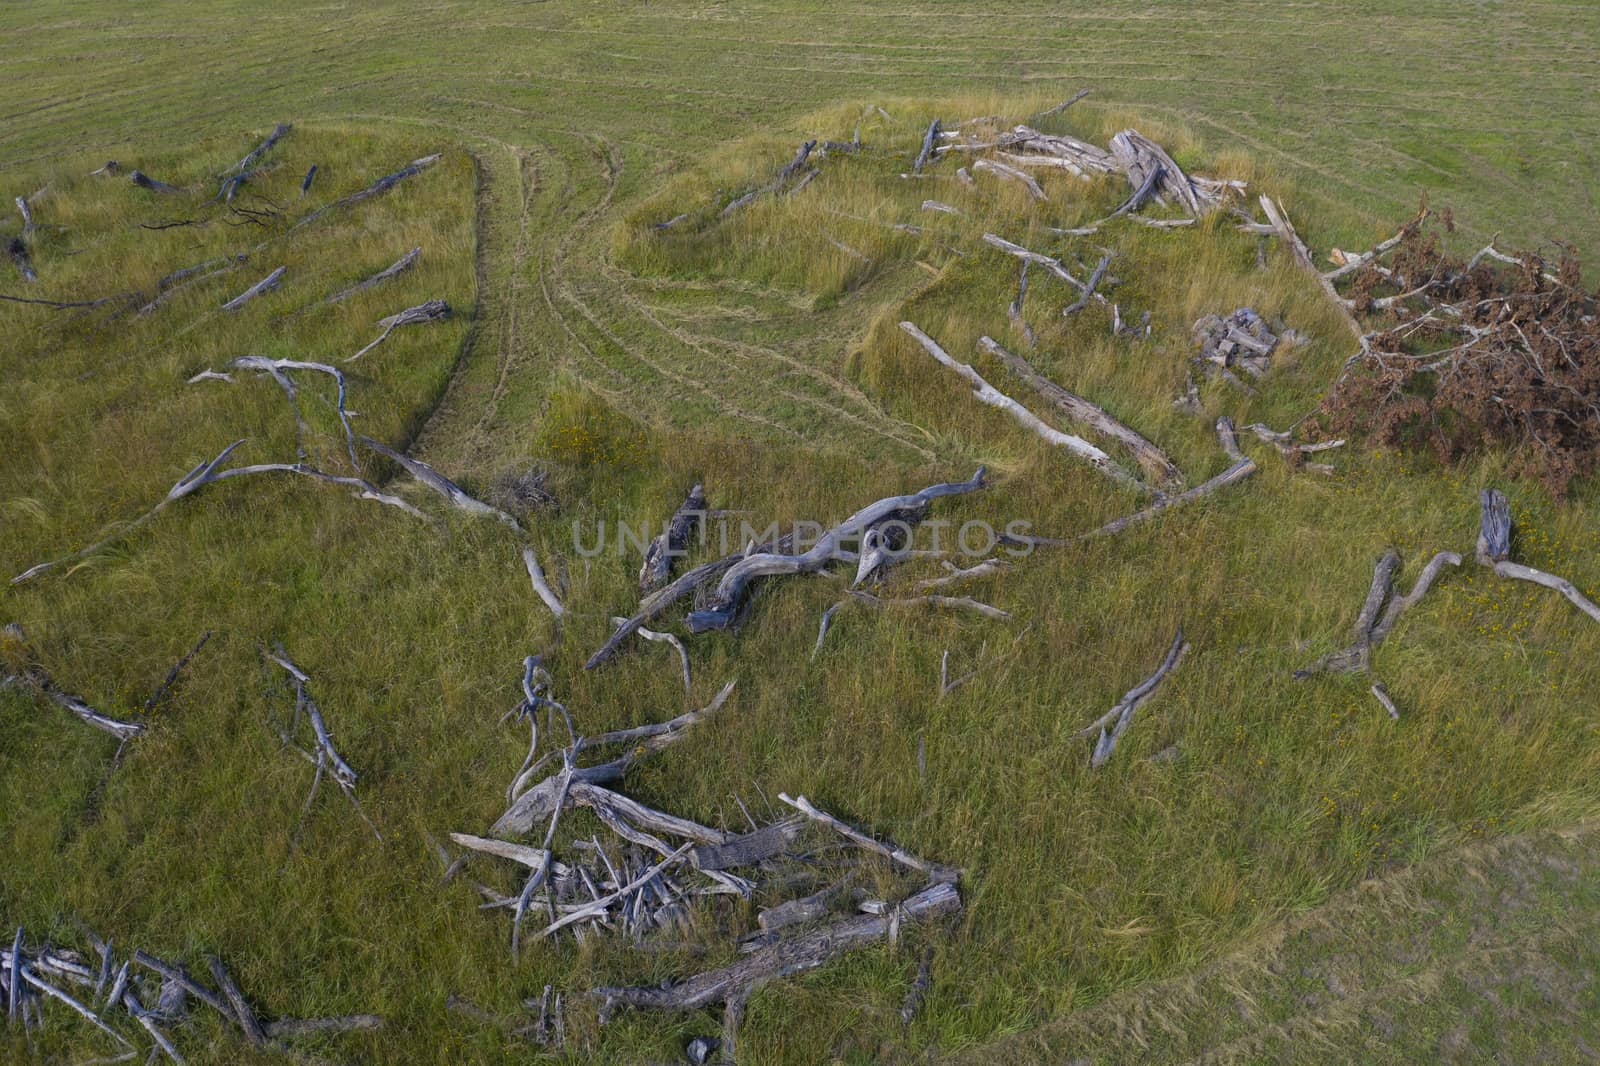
xmin=523 ymin=548 xmax=566 ymax=619
xmin=1476 ymin=489 xmax=1600 ymax=627
xmin=220 ymin=266 xmax=284 ymax=311
xmin=912 ymin=119 xmax=942 ymax=174
xmin=1107 ymin=130 xmax=1220 ymax=216
xmin=640 ymin=483 xmax=707 ymax=593
xmin=291 ymin=154 xmax=442 ymax=232
xmin=348 ymin=298 xmax=450 ymax=360
xmin=978 ymin=336 xmax=1181 ymax=488
xmin=685 ymin=465 xmax=989 ymax=633
xmin=324 ymin=246 xmax=421 ymax=305
xmin=358 ymin=436 xmax=522 ymax=531
xmin=902 ymin=322 xmax=1141 ymax=491
xmin=1078 ymin=627 xmax=1188 ymax=767
xmin=972 ymin=158 xmax=1045 ymax=201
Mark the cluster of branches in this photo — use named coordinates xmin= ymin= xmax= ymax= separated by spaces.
xmin=1 ymin=923 xmax=379 ymax=1062
xmin=1315 ymin=212 xmax=1599 ymax=496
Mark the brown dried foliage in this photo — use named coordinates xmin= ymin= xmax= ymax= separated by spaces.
xmin=1317 ymin=221 xmax=1599 ymax=496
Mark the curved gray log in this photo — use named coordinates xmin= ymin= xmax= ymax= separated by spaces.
xmin=685 ymin=465 xmax=988 ymax=633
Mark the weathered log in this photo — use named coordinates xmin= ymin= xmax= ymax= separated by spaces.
xmin=263 ymin=1014 xmax=383 ymax=1039
xmin=1370 ymin=682 xmax=1400 ymax=720
xmin=848 ymin=590 xmax=1010 ymax=621
xmin=359 ymin=436 xmax=521 ymax=531
xmin=900 ymin=946 xmax=935 ymax=1025
xmin=973 ymin=159 xmax=1046 ymax=201
xmin=1007 ymin=261 xmax=1036 ymax=345
xmin=130 ymin=953 xmax=229 ymax=1021
xmin=609 ymin=616 xmax=689 ymax=695
xmin=594 ymin=881 xmax=960 ymax=1014
xmin=1108 ymin=130 xmax=1207 ymax=216
xmin=291 ymin=154 xmax=441 ymax=232
xmin=348 ymin=298 xmax=451 ymax=360
xmin=1086 ymin=627 xmax=1188 ymax=767
xmin=220 ymin=267 xmax=284 ymax=311
xmin=299 ymin=164 xmax=318 ymax=198
xmin=723 ymin=141 xmax=817 ymax=216
xmin=912 ymin=119 xmax=942 ymax=174
xmin=204 ymin=956 xmax=265 ymax=1047
xmin=17 ymin=966 xmax=129 ymax=1047
xmin=14 ymin=195 xmax=34 ymax=235
xmin=979 ymin=336 xmax=1181 ymax=488
xmin=685 ymin=463 xmax=989 ymax=633
xmin=130 ymin=170 xmax=181 ymax=194
xmin=223 ymin=123 xmax=290 ymax=178
xmin=690 ymin=816 xmax=803 ymax=872
xmin=778 ymin=792 xmax=957 ymax=882
xmin=1323 ymin=206 xmax=1430 ymax=281
xmin=1476 ymin=489 xmax=1600 ymax=627
xmin=324 ymin=246 xmax=420 ymax=305
xmin=640 ymin=484 xmax=707 ymax=593
xmin=226 ymin=356 xmax=360 ymax=468
xmin=916 ymin=557 xmax=1008 ymax=591
xmin=1294 ymin=548 xmax=1459 ymax=677
xmin=902 ymin=322 xmax=1140 ymax=490
xmin=448 ymin=833 xmax=556 ymax=871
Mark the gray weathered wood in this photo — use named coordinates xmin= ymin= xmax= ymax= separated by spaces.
xmin=640 ymin=483 xmax=706 ymax=592
xmin=220 ymin=267 xmax=284 ymax=311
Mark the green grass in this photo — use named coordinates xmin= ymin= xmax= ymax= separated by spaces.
xmin=2 ymin=4 xmax=1600 ymax=1064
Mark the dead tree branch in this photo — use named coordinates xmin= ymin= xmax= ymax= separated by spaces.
xmin=1476 ymin=489 xmax=1600 ymax=626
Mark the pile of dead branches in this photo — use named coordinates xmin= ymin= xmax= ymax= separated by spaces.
xmin=1316 ymin=214 xmax=1600 ymax=496
xmin=1 ymin=923 xmax=380 ymax=1061
xmin=443 ymin=663 xmax=963 ymax=1057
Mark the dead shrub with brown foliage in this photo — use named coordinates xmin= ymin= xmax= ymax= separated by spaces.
xmin=1317 ymin=221 xmax=1599 ymax=496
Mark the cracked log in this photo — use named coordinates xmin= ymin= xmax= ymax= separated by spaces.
xmin=640 ymin=483 xmax=707 ymax=593
xmin=1476 ymin=489 xmax=1600 ymax=627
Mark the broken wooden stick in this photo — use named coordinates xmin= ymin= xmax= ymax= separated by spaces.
xmin=359 ymin=436 xmax=521 ymax=531
xmin=980 ymin=233 xmax=1098 ymax=296
xmin=1079 ymin=418 xmax=1255 ymax=538
xmin=609 ymin=617 xmax=690 ymax=696
xmin=2 ymin=625 xmax=145 ymax=742
xmin=130 ymin=170 xmax=181 ymax=194
xmin=267 ymin=649 xmax=380 ymax=841
xmin=1061 ymin=254 xmax=1111 ymax=316
xmin=723 ymin=140 xmax=817 ymax=216
xmin=903 ymin=322 xmax=1141 ymax=491
xmin=348 ymin=298 xmax=450 ymax=360
xmin=1034 ymin=89 xmax=1091 ymax=118
xmin=847 ymin=590 xmax=1010 ymax=621
xmin=640 ymin=484 xmax=707 ymax=593
xmin=778 ymin=793 xmax=956 ymax=881
xmin=220 ymin=267 xmax=284 ymax=311
xmin=1257 ymin=194 xmax=1362 ymax=339
xmin=1082 ymin=627 xmax=1188 ymax=767
xmin=1476 ymin=489 xmax=1600 ymax=627
xmin=979 ymin=335 xmax=1182 ymax=489
xmin=912 ymin=119 xmax=942 ymax=174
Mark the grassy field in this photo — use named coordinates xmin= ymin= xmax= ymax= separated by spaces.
xmin=2 ymin=3 xmax=1599 ymax=1064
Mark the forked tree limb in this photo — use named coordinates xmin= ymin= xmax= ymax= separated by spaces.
xmin=594 ymin=881 xmax=960 ymax=1015
xmin=1257 ymin=195 xmax=1362 ymax=339
xmin=586 ymin=532 xmax=799 ymax=669
xmin=1078 ymin=418 xmax=1256 ymax=539
xmin=1084 ymin=627 xmax=1188 ymax=767
xmin=3 ymin=625 xmax=145 ymax=741
xmin=723 ymin=141 xmax=817 ymax=216
xmin=1295 ymin=548 xmax=1460 ymax=677
xmin=1476 ymin=489 xmax=1600 ymax=626
xmin=359 ymin=436 xmax=521 ymax=531
xmin=979 ymin=336 xmax=1182 ymax=489
xmin=980 ymin=233 xmax=1098 ymax=296
xmin=972 ymin=159 xmax=1045 ymax=201
xmin=902 ymin=322 xmax=1142 ymax=491
xmin=1061 ymin=254 xmax=1111 ymax=315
